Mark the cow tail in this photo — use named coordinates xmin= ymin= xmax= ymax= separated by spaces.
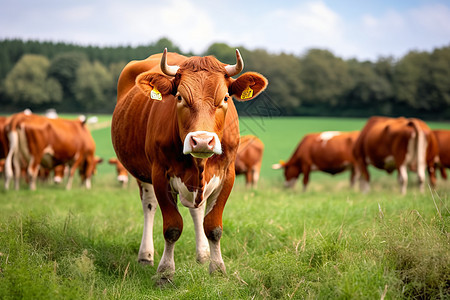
xmin=411 ymin=119 xmax=426 ymax=182
xmin=4 ymin=129 xmax=19 ymax=185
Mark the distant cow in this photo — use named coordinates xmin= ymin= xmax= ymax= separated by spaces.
xmin=272 ymin=131 xmax=359 ymax=191
xmin=235 ymin=135 xmax=264 ymax=188
xmin=111 ymin=48 xmax=267 ymax=283
xmin=432 ymin=129 xmax=450 ymax=179
xmin=4 ymin=112 xmax=98 ymax=190
xmin=108 ymin=157 xmax=129 ymax=188
xmin=353 ymin=116 xmax=439 ymax=194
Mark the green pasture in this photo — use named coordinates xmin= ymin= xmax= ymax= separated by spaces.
xmin=1 ymin=116 xmax=449 ymax=299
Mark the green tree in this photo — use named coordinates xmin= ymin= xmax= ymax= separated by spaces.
xmin=74 ymin=61 xmax=114 ymax=112
xmin=299 ymin=49 xmax=351 ymax=111
xmin=48 ymin=52 xmax=88 ymax=106
xmin=2 ymin=54 xmax=62 ymax=108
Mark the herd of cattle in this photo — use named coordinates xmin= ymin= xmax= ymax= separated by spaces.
xmin=1 ymin=49 xmax=450 ymax=283
xmin=272 ymin=117 xmax=450 ymax=195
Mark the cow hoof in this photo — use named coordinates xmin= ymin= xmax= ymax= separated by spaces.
xmin=138 ymin=259 xmax=154 ymax=266
xmin=155 ymin=276 xmax=175 ymax=288
xmin=209 ymin=261 xmax=226 ymax=275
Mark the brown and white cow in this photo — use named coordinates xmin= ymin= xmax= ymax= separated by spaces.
xmin=272 ymin=131 xmax=359 ymax=191
xmin=4 ymin=112 xmax=98 ymax=190
xmin=111 ymin=49 xmax=267 ymax=282
xmin=432 ymin=129 xmax=450 ymax=179
xmin=353 ymin=116 xmax=439 ymax=194
xmin=235 ymin=135 xmax=264 ymax=188
xmin=108 ymin=157 xmax=129 ymax=188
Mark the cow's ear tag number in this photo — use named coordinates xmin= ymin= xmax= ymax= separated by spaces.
xmin=150 ymin=87 xmax=163 ymax=101
xmin=241 ymin=86 xmax=253 ymax=100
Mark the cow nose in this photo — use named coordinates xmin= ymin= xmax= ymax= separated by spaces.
xmin=190 ymin=134 xmax=215 ymax=152
xmin=183 ymin=131 xmax=222 ymax=158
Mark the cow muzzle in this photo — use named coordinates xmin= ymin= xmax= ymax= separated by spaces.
xmin=183 ymin=131 xmax=222 ymax=158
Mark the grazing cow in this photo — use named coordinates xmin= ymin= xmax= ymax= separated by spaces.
xmin=108 ymin=157 xmax=129 ymax=188
xmin=235 ymin=135 xmax=264 ymax=188
xmin=111 ymin=48 xmax=267 ymax=282
xmin=272 ymin=131 xmax=359 ymax=191
xmin=353 ymin=116 xmax=439 ymax=194
xmin=4 ymin=112 xmax=98 ymax=190
xmin=432 ymin=129 xmax=450 ymax=179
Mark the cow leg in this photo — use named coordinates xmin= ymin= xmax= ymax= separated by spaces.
xmin=252 ymin=163 xmax=262 ymax=187
xmin=137 ymin=181 xmax=158 ymax=266
xmin=427 ymin=165 xmax=437 ymax=189
xmin=302 ymin=166 xmax=310 ymax=192
xmin=204 ymin=170 xmax=234 ymax=275
xmin=350 ymin=166 xmax=357 ymax=188
xmin=152 ymin=169 xmax=183 ymax=281
xmin=27 ymin=156 xmax=41 ymax=190
xmin=398 ymin=164 xmax=408 ymax=195
xmin=356 ymin=160 xmax=370 ymax=193
xmin=66 ymin=156 xmax=83 ymax=190
xmin=245 ymin=170 xmax=253 ymax=188
xmin=189 ymin=203 xmax=210 ymax=264
xmin=440 ymin=167 xmax=448 ymax=180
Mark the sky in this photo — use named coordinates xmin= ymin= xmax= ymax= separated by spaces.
xmin=1 ymin=0 xmax=450 ymax=61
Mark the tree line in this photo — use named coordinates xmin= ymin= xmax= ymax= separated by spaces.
xmin=0 ymin=38 xmax=449 ymax=120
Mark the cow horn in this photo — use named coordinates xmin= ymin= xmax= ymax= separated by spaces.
xmin=160 ymin=48 xmax=179 ymax=76
xmin=225 ymin=49 xmax=244 ymax=77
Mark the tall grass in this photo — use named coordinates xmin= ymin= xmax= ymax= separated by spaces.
xmin=1 ymin=117 xmax=449 ymax=299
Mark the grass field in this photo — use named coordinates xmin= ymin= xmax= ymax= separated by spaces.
xmin=1 ymin=116 xmax=449 ymax=299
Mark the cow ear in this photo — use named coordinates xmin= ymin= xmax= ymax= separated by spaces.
xmin=230 ymin=72 xmax=268 ymax=102
xmin=136 ymin=72 xmax=174 ymax=100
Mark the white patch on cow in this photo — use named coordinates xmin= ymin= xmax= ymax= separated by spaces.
xmin=204 ymin=175 xmax=222 ymax=216
xmin=45 ymin=109 xmax=58 ymax=119
xmin=117 ymin=174 xmax=128 ymax=183
xmin=318 ymin=131 xmax=340 ymax=146
xmin=183 ymin=131 xmax=222 ymax=157
xmin=53 ymin=176 xmax=62 ymax=184
xmin=24 ymin=108 xmax=32 ymax=115
xmin=171 ymin=175 xmax=222 ymax=210
xmin=311 ymin=164 xmax=318 ymax=171
xmin=170 ymin=177 xmax=198 ymax=208
xmin=84 ymin=178 xmax=92 ymax=190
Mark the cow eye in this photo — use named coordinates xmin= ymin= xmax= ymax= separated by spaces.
xmin=177 ymin=95 xmax=182 ymax=102
xmin=224 ymin=96 xmax=228 ymax=102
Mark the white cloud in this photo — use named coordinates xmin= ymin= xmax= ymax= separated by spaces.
xmin=357 ymin=3 xmax=450 ymax=60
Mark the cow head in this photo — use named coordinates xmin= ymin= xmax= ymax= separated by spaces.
xmin=109 ymin=157 xmax=129 ymax=186
xmin=272 ymin=161 xmax=301 ymax=188
xmin=136 ymin=49 xmax=268 ymax=159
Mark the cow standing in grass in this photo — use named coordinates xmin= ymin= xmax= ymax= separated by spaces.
xmin=4 ymin=112 xmax=98 ymax=190
xmin=353 ymin=116 xmax=439 ymax=194
xmin=111 ymin=49 xmax=267 ymax=283
xmin=235 ymin=135 xmax=264 ymax=188
xmin=273 ymin=131 xmax=359 ymax=191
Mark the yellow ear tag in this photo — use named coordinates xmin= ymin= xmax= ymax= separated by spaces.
xmin=241 ymin=86 xmax=254 ymax=100
xmin=150 ymin=86 xmax=163 ymax=101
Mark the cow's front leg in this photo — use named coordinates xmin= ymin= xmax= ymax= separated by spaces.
xmin=152 ymin=169 xmax=183 ymax=282
xmin=189 ymin=203 xmax=209 ymax=264
xmin=137 ymin=181 xmax=158 ymax=266
xmin=204 ymin=171 xmax=234 ymax=275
